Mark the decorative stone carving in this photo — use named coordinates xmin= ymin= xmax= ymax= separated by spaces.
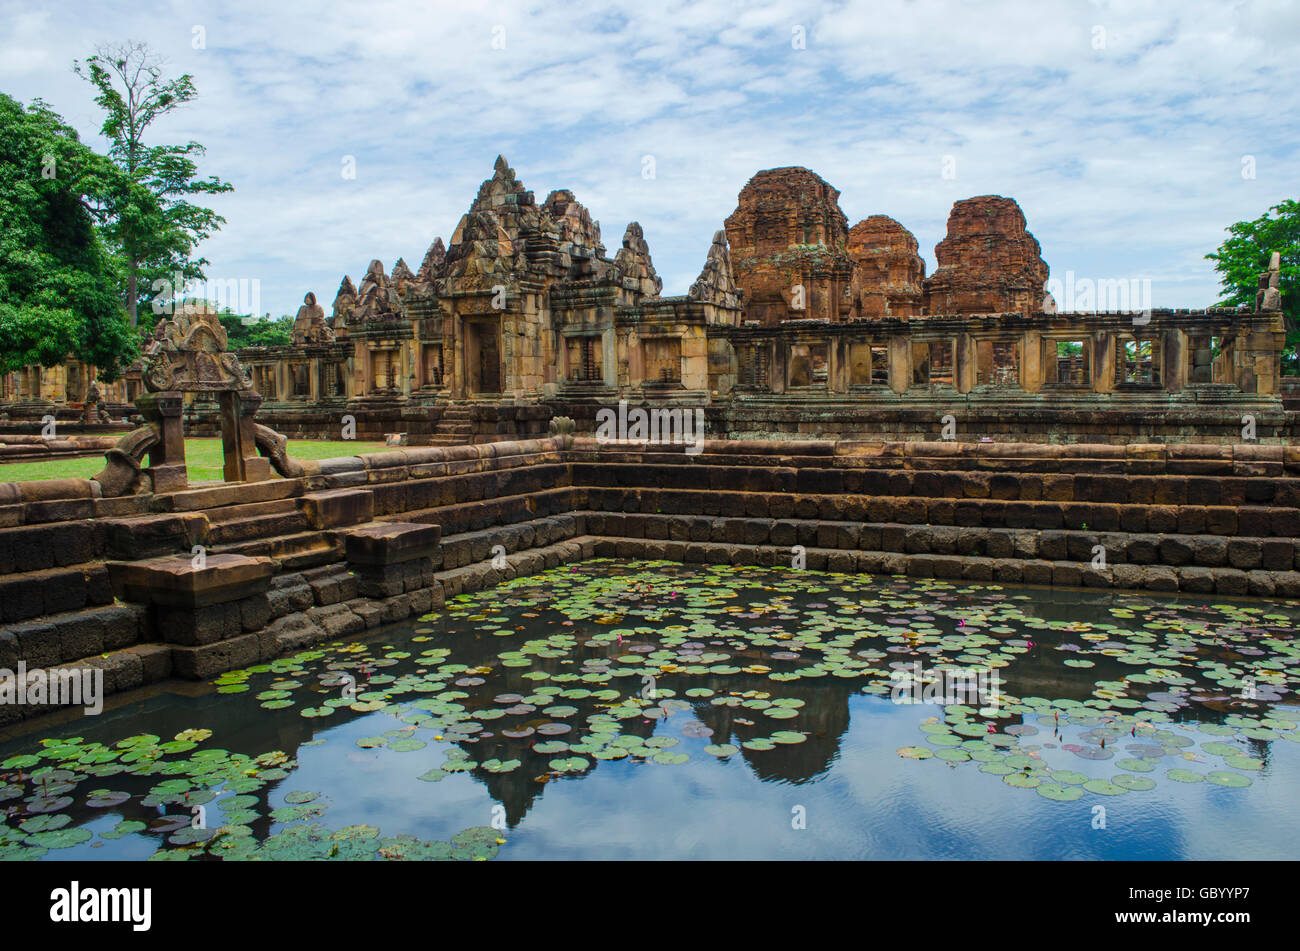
xmin=292 ymin=292 xmax=334 ymax=344
xmin=414 ymin=237 xmax=447 ymax=289
xmin=141 ymin=304 xmax=252 ymax=394
xmin=80 ymin=381 xmax=110 ymax=424
xmin=253 ymin=423 xmax=305 ymax=478
xmin=354 ymin=260 xmax=401 ymax=322
xmin=93 ymin=423 xmax=161 ymax=496
xmin=614 ymin=222 xmax=662 ymax=296
xmin=97 ymin=303 xmax=299 ymax=496
xmin=1257 ymin=251 xmax=1283 ymax=312
xmin=689 ymin=230 xmax=741 ymax=310
xmin=331 ymin=276 xmax=357 ymax=327
xmin=391 ymin=258 xmax=416 ymax=298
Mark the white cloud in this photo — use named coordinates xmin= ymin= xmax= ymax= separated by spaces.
xmin=1 ymin=0 xmax=1295 ymax=317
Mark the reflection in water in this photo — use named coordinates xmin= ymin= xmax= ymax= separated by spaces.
xmin=1 ymin=560 xmax=1297 ymax=860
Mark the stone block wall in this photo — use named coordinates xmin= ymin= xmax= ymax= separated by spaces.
xmin=1 ymin=434 xmax=1298 ymax=723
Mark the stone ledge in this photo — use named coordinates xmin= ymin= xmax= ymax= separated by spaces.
xmin=108 ymin=553 xmax=274 ymax=608
xmin=341 ymin=521 xmax=441 ymax=566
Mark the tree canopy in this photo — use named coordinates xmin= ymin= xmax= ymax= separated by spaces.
xmin=0 ymin=93 xmax=144 ymax=379
xmin=1206 ymin=199 xmax=1299 ymax=373
xmin=75 ymin=41 xmax=231 ymax=326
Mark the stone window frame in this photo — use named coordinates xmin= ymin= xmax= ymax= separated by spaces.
xmin=1114 ymin=333 xmax=1162 ymax=388
xmin=641 ymin=335 xmax=684 ymax=386
xmin=565 ymin=333 xmax=605 ymax=384
xmin=251 ymin=364 xmax=278 ymax=400
xmin=848 ymin=341 xmax=891 ymax=388
xmin=973 ymin=337 xmax=1022 ymax=389
xmin=735 ymin=341 xmax=771 ymax=390
xmin=1044 ymin=336 xmax=1091 ymax=388
xmin=910 ymin=338 xmax=955 ymax=390
xmin=369 ymin=347 xmax=402 ymax=394
xmin=289 ymin=362 xmax=312 ymax=399
xmin=1185 ymin=332 xmax=1232 ymax=388
xmin=421 ymin=341 xmax=445 ymax=389
xmin=787 ymin=340 xmax=830 ymax=389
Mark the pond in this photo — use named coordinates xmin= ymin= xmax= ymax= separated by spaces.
xmin=2 ymin=559 xmax=1298 ymax=860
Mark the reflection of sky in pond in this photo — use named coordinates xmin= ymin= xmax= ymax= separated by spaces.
xmin=2 ymin=561 xmax=1298 ymax=860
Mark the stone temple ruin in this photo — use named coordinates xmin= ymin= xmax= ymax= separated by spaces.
xmin=0 ymin=159 xmax=1296 ymax=723
xmin=1 ymin=157 xmax=1293 ymax=445
xmin=227 ymin=159 xmax=1292 ymax=446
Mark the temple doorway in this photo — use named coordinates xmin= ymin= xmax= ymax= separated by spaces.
xmin=465 ymin=319 xmax=502 ymax=395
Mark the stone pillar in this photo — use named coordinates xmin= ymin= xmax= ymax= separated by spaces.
xmin=1163 ymin=329 xmax=1186 ymax=393
xmin=770 ymin=340 xmax=786 ymax=394
xmin=955 ymin=333 xmax=977 ymax=394
xmin=220 ymin=389 xmax=273 ymax=483
xmin=1093 ymin=333 xmax=1115 ymax=393
xmin=136 ymin=391 xmax=188 ymax=493
xmin=603 ymin=328 xmax=617 ymax=389
xmin=1021 ymin=332 xmax=1043 ymax=394
xmin=831 ymin=338 xmax=850 ymax=394
xmin=889 ymin=336 xmax=911 ymax=395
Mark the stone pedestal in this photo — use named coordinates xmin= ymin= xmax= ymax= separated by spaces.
xmin=341 ymin=521 xmax=442 ymax=599
xmin=221 ymin=389 xmax=273 ymax=483
xmin=108 ymin=553 xmax=275 ymax=677
xmin=136 ymin=391 xmax=188 ymax=493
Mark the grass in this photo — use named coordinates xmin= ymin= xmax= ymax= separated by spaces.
xmin=0 ymin=438 xmax=389 ymax=483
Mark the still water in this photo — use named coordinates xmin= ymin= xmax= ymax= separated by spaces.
xmin=2 ymin=559 xmax=1298 ymax=860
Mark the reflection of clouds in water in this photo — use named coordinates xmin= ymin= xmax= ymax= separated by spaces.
xmin=6 ymin=562 xmax=1298 ymax=860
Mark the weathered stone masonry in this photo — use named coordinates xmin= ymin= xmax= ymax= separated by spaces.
xmin=1 ymin=435 xmax=1298 ymax=721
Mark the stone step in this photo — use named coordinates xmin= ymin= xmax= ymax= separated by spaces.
xmin=0 ymin=640 xmax=170 ymax=726
xmin=0 ymin=601 xmax=149 ymax=675
xmin=211 ymin=531 xmax=345 ymax=572
xmin=164 ymin=478 xmax=301 ymax=512
xmin=435 ymin=514 xmax=581 ymax=570
xmin=574 ymin=484 xmax=1300 ymax=537
xmin=204 ymin=497 xmax=299 ymax=524
xmin=575 ymin=511 xmax=1300 ymax=572
xmin=206 ymin=510 xmax=312 ymax=544
xmin=388 ymin=486 xmax=575 ymax=535
xmin=0 ymin=564 xmax=115 ymax=625
xmin=582 ymin=536 xmax=1300 ymax=598
xmin=297 ymin=489 xmax=375 ymax=529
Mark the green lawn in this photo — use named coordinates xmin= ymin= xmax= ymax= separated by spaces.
xmin=0 ymin=438 xmax=389 ymax=483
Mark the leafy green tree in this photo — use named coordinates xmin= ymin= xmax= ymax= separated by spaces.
xmin=75 ymin=41 xmax=232 ymax=326
xmin=219 ymin=312 xmax=293 ymax=349
xmin=0 ymin=93 xmax=144 ymax=379
xmin=1206 ymin=199 xmax=1299 ymax=374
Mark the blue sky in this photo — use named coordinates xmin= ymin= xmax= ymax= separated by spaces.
xmin=2 ymin=0 xmax=1297 ymax=318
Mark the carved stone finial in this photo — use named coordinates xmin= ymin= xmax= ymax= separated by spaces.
xmin=1258 ymin=250 xmax=1283 ymax=312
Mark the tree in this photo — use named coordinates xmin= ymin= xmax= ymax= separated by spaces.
xmin=218 ymin=311 xmax=293 ymax=349
xmin=1206 ymin=199 xmax=1299 ymax=374
xmin=0 ymin=93 xmax=145 ymax=380
xmin=75 ymin=41 xmax=232 ymax=326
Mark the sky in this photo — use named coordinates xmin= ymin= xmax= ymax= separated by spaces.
xmin=1 ymin=0 xmax=1297 ymax=319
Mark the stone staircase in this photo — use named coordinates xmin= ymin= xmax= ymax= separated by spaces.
xmin=4 ymin=434 xmax=1298 ymax=727
xmin=429 ymin=405 xmax=478 ymax=446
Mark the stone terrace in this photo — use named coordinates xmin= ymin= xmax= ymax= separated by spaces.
xmin=1 ymin=435 xmax=1298 ymax=721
